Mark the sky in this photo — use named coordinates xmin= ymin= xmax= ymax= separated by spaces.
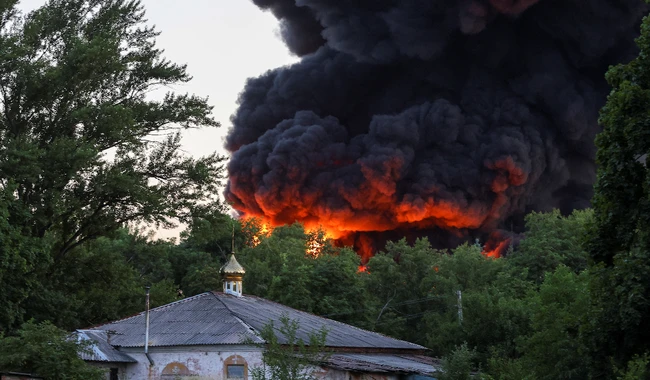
xmin=18 ymin=0 xmax=298 ymax=239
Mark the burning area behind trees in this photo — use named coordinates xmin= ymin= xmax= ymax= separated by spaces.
xmin=225 ymin=0 xmax=647 ymax=260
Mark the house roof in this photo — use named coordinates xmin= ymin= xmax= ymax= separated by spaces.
xmin=75 ymin=330 xmax=137 ymax=363
xmin=87 ymin=291 xmax=426 ymax=351
xmin=324 ymin=354 xmax=439 ymax=376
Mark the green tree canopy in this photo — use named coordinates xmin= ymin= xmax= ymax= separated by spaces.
xmin=0 ymin=0 xmax=224 ymax=331
xmin=518 ymin=266 xmax=590 ymax=380
xmin=587 ymin=5 xmax=650 ymax=377
xmin=237 ymin=223 xmax=368 ymax=325
xmin=507 ymin=209 xmax=591 ymax=284
xmin=0 ymin=320 xmax=104 ymax=380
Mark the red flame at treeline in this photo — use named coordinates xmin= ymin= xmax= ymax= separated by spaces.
xmin=230 ymin=156 xmax=519 ymax=261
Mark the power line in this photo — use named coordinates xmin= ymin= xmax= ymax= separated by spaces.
xmin=318 ymin=295 xmax=447 ymax=318
xmin=374 ymin=311 xmax=433 ymax=326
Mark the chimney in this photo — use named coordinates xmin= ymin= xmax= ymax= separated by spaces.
xmin=144 ymin=286 xmax=154 ymax=365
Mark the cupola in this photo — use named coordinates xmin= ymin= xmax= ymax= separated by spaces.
xmin=221 ymin=254 xmax=245 ymax=297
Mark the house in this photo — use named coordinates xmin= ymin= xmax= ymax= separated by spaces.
xmin=78 ymin=254 xmax=441 ymax=379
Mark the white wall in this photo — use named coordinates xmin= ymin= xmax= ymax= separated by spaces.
xmin=119 ymin=345 xmax=264 ymax=380
xmin=114 ymin=346 xmax=415 ymax=380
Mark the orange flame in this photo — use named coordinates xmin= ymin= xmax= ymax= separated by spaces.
xmin=481 ymin=231 xmax=511 ymax=258
xmin=306 ymin=229 xmax=336 ymax=257
xmin=306 ymin=238 xmax=324 ymax=257
xmin=231 ymin=155 xmax=525 ymax=260
xmin=243 ymin=217 xmax=272 ymax=247
xmin=243 ymin=216 xmax=338 ymax=258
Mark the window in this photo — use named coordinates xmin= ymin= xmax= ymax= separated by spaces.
xmin=227 ymin=364 xmax=245 ymax=379
xmin=109 ymin=368 xmax=119 ymax=380
xmin=223 ymin=355 xmax=248 ymax=379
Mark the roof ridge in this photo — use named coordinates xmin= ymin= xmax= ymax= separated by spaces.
xmin=209 ymin=291 xmax=262 ymax=343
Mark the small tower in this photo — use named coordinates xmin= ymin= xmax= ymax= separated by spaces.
xmin=221 ymin=254 xmax=245 ymax=297
xmin=221 ymin=224 xmax=245 ymax=297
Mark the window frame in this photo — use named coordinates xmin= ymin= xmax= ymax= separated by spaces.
xmin=223 ymin=355 xmax=248 ymax=379
xmin=226 ymin=364 xmax=245 ymax=379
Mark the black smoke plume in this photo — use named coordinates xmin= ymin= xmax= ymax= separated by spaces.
xmin=225 ymin=0 xmax=647 ymax=258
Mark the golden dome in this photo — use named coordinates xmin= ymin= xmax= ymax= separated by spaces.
xmin=221 ymin=254 xmax=246 ymax=275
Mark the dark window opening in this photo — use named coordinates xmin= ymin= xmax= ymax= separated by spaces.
xmin=227 ymin=364 xmax=245 ymax=379
xmin=110 ymin=368 xmax=119 ymax=380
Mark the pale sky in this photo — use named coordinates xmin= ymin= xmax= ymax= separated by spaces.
xmin=18 ymin=0 xmax=298 ymax=239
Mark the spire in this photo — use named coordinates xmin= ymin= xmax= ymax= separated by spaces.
xmin=231 ymin=223 xmax=235 ymax=254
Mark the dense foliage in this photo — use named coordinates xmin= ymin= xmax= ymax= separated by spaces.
xmin=587 ymin=3 xmax=650 ymax=378
xmin=0 ymin=320 xmax=104 ymax=380
xmin=236 ymin=211 xmax=597 ymax=379
xmin=0 ymin=0 xmax=225 ymax=333
xmin=1 ymin=0 xmax=650 ymax=379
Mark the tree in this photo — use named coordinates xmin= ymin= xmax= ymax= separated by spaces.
xmin=0 ymin=320 xmax=104 ymax=380
xmin=0 ymin=193 xmax=50 ymax=331
xmin=507 ymin=209 xmax=591 ymax=284
xmin=239 ymin=224 xmax=314 ymax=307
xmin=179 ymin=205 xmax=246 ymax=263
xmin=250 ymin=315 xmax=328 ymax=380
xmin=439 ymin=342 xmax=478 ymax=380
xmin=485 ymin=355 xmax=533 ymax=380
xmin=518 ymin=266 xmax=590 ymax=380
xmin=0 ymin=0 xmax=224 ymax=331
xmin=308 ymin=247 xmax=368 ymax=325
xmin=587 ymin=6 xmax=650 ymax=377
xmin=363 ymin=238 xmax=443 ymax=342
xmin=614 ymin=354 xmax=650 ymax=380
xmin=23 ymin=228 xmax=182 ymax=330
xmin=423 ymin=244 xmax=531 ymax=364
xmin=238 ymin=223 xmax=368 ymax=325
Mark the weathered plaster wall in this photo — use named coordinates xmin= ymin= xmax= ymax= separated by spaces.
xmin=120 ymin=345 xmax=263 ymax=380
xmin=113 ymin=346 xmax=433 ymax=380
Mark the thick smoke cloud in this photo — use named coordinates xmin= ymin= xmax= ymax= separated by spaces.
xmin=226 ymin=0 xmax=647 ymax=257
xmin=251 ymin=0 xmax=324 ymax=55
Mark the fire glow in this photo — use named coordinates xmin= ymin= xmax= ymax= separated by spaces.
xmin=227 ymin=0 xmax=644 ymax=263
xmin=231 ymin=155 xmax=523 ymax=261
xmin=243 ymin=217 xmax=338 ymax=258
xmin=243 ymin=215 xmax=511 ymax=260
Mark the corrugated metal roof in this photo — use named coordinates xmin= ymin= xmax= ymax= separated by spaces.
xmin=323 ymin=354 xmax=440 ymax=375
xmin=75 ymin=330 xmax=137 ymax=363
xmin=88 ymin=293 xmax=263 ymax=348
xmin=219 ymin=293 xmax=426 ymax=350
xmin=87 ymin=292 xmax=426 ymax=351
